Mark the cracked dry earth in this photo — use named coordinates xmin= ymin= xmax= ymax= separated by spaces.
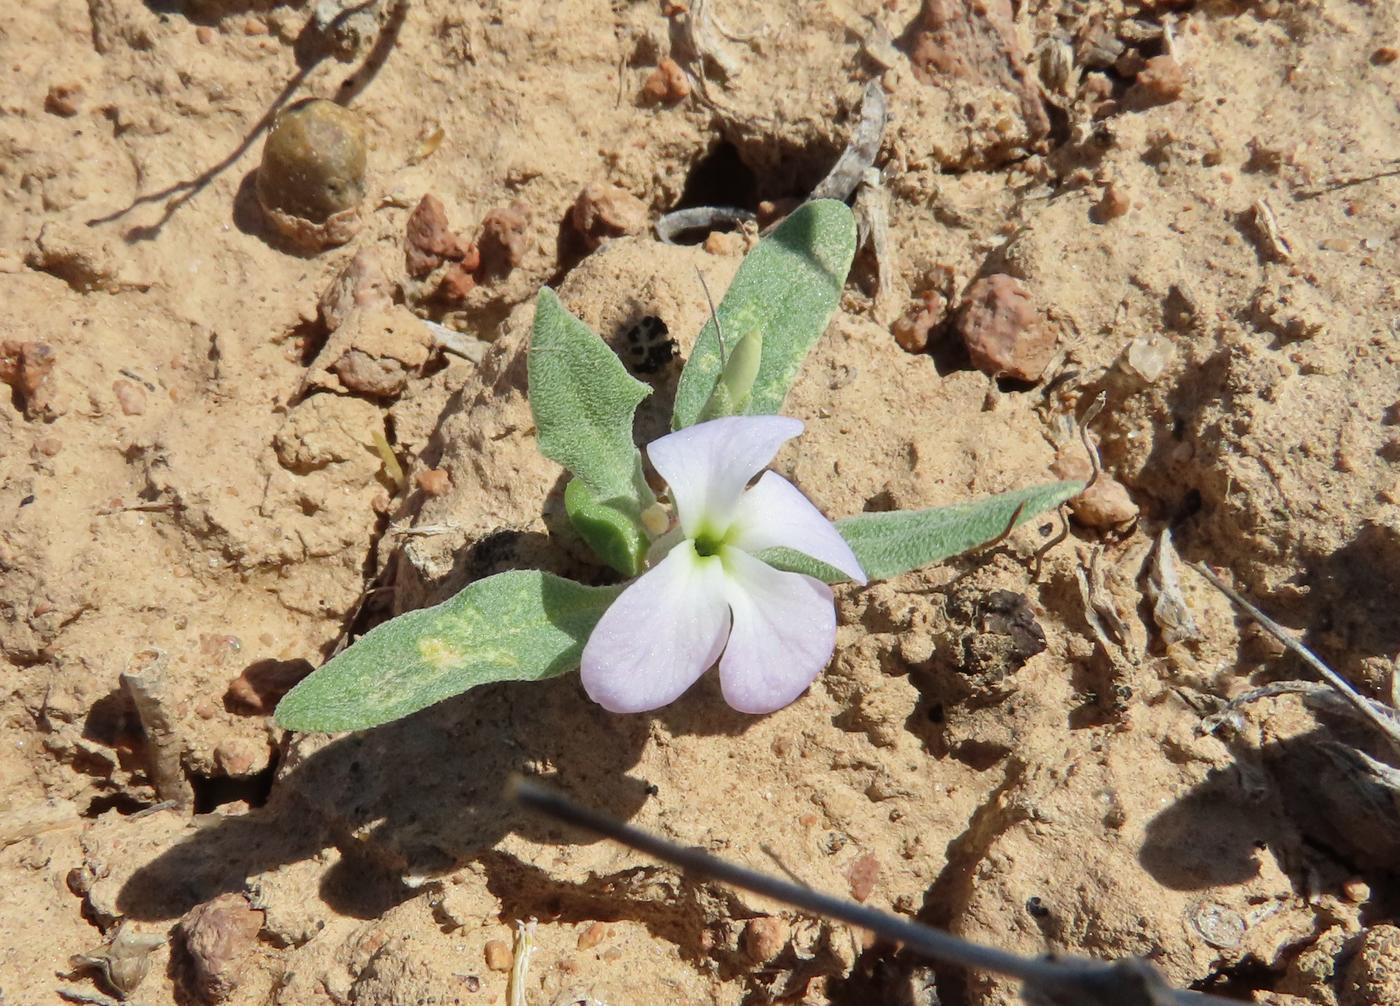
xmin=4 ymin=0 xmax=1400 ymax=1004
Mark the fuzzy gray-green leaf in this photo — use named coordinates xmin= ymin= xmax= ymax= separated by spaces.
xmin=564 ymin=477 xmax=647 ymax=577
xmin=275 ymin=571 xmax=622 ymax=732
xmin=672 ymin=200 xmax=857 ymax=429
xmin=760 ymin=481 xmax=1084 ymax=583
xmin=529 ymin=288 xmax=652 ymax=501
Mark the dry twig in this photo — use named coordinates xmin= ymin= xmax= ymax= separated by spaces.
xmin=1192 ymin=562 xmax=1400 ymax=753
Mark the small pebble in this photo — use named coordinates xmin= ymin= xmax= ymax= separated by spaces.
xmin=483 ymin=939 xmax=512 ymax=972
xmin=213 ymin=742 xmax=254 ymax=777
xmin=741 ymin=917 xmax=788 ymax=964
xmin=196 ymin=25 xmax=216 ymax=44
xmin=405 ymin=194 xmax=475 ymax=278
xmin=891 ymin=290 xmax=946 ymax=354
xmin=112 ymin=379 xmax=146 ymax=416
xmin=1343 ymin=878 xmax=1372 ymax=903
xmin=44 ymin=82 xmax=82 ymax=117
xmin=415 ymin=468 xmax=452 ymax=497
xmin=33 ymin=436 xmax=63 ymax=457
xmin=1077 ymin=478 xmax=1138 ymax=527
xmin=642 ymin=57 xmax=691 ymax=103
xmin=437 ymin=261 xmax=477 ymax=302
xmin=179 ymin=894 xmax=264 ymax=1002
xmin=956 ymin=274 xmax=1055 ymax=382
xmin=476 ymin=202 xmax=531 ymax=277
xmin=1095 ymin=182 xmax=1131 ymax=221
xmin=1132 ymin=55 xmax=1185 ymax=103
xmin=570 ymin=183 xmax=647 ymax=251
xmin=846 ymin=852 xmax=880 ymax=902
xmin=702 ymin=230 xmax=743 ymax=256
xmin=1373 ymin=46 xmax=1399 ymax=65
xmin=576 ymin=921 xmax=608 ymax=951
xmin=243 ymin=16 xmax=268 ymax=35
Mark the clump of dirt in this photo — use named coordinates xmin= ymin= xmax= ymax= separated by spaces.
xmin=4 ymin=1 xmax=1400 ymax=1005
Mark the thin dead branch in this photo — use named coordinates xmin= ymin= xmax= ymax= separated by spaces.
xmin=811 ymin=80 xmax=888 ymax=203
xmin=1192 ymin=562 xmax=1400 ymax=753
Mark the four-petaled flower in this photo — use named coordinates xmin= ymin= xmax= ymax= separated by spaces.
xmin=581 ymin=415 xmax=867 ymax=714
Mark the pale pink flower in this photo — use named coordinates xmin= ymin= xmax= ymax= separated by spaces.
xmin=581 ymin=416 xmax=866 ymax=714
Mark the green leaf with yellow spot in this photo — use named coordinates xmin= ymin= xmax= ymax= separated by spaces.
xmin=274 ymin=571 xmax=622 ymax=732
xmin=672 ymin=199 xmax=857 ymax=429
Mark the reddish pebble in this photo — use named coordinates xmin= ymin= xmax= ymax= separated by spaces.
xmin=1095 ymin=182 xmax=1131 ymax=221
xmin=214 ymin=742 xmax=254 ymax=776
xmin=405 ymin=194 xmax=474 ymax=277
xmin=892 ymin=290 xmax=947 ymax=353
xmin=243 ymin=16 xmax=268 ymax=35
xmin=33 ymin=436 xmax=62 ymax=457
xmin=956 ymin=275 xmax=1056 ymax=382
xmin=1132 ymin=55 xmax=1185 ymax=104
xmin=437 ymin=259 xmax=478 ymax=302
xmin=415 ymin=468 xmax=452 ymax=497
xmin=570 ymin=183 xmax=648 ymax=251
xmin=846 ymin=853 xmax=880 ymax=902
xmin=1373 ymin=47 xmax=1399 ymax=65
xmin=642 ymin=57 xmax=691 ymax=103
xmin=179 ymin=894 xmax=264 ymax=1002
xmin=577 ymin=921 xmax=608 ymax=951
xmin=476 ymin=202 xmax=531 ymax=277
xmin=112 ymin=379 xmax=147 ymax=416
xmin=196 ymin=25 xmax=216 ymax=44
xmin=224 ymin=658 xmax=313 ymax=715
xmin=44 ymin=82 xmax=82 ymax=117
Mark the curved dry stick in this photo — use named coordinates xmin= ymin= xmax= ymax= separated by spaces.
xmin=656 ymin=206 xmax=756 ymax=245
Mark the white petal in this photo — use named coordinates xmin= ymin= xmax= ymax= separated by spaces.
xmin=730 ymin=472 xmax=867 ymax=584
xmin=581 ymin=542 xmax=731 ymax=713
xmin=648 ymin=415 xmax=803 ymax=537
xmin=717 ymin=547 xmax=836 ymax=714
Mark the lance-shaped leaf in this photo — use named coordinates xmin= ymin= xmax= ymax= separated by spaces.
xmin=529 ymin=288 xmax=652 ymax=502
xmin=759 ymin=481 xmax=1085 ymax=583
xmin=672 ymin=200 xmax=857 ymax=429
xmin=275 ymin=572 xmax=622 ymax=732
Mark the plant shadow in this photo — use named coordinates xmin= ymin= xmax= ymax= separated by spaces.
xmin=1140 ymin=724 xmax=1400 ymax=894
xmin=116 ymin=676 xmax=653 ymax=922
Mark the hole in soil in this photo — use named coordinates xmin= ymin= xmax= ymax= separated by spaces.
xmin=191 ymin=757 xmax=277 ymax=814
xmin=292 ymin=318 xmax=327 ymax=366
xmin=951 ymin=739 xmax=1010 ymax=771
xmin=675 ymin=141 xmax=757 ymax=211
xmin=664 ymin=142 xmax=758 ymax=244
xmin=85 ymin=792 xmax=150 ymax=816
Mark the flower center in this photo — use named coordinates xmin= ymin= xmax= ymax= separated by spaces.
xmin=692 ymin=524 xmax=730 ymax=558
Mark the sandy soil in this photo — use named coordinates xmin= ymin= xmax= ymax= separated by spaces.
xmin=3 ymin=0 xmax=1400 ymax=1003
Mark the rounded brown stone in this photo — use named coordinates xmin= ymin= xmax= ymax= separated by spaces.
xmin=257 ymin=99 xmax=367 ymax=239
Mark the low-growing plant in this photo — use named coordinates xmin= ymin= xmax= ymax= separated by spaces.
xmin=276 ymin=201 xmax=1082 ymax=731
